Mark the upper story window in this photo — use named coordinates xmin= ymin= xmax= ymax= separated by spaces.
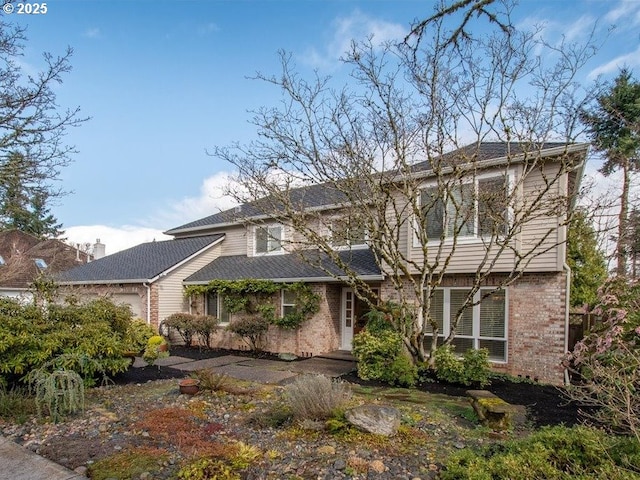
xmin=421 ymin=174 xmax=509 ymax=241
xmin=206 ymin=292 xmax=230 ymax=326
xmin=330 ymin=218 xmax=367 ymax=249
xmin=255 ymin=224 xmax=283 ymax=255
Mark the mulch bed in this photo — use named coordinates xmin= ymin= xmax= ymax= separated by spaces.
xmin=114 ymin=346 xmax=584 ymax=429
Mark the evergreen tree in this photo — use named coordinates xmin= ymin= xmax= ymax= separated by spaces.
xmin=581 ymin=69 xmax=640 ymax=276
xmin=0 ymin=152 xmax=64 ymax=238
xmin=567 ymin=209 xmax=608 ymax=308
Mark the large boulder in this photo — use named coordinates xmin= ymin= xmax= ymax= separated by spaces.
xmin=344 ymin=405 xmax=401 ymax=436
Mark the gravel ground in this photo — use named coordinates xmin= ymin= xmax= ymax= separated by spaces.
xmin=0 ymin=347 xmax=585 ymax=479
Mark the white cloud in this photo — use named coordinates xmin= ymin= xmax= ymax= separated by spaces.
xmin=164 ymin=171 xmax=240 ymax=225
xmin=83 ymin=27 xmax=101 ymax=39
xmin=303 ymin=10 xmax=405 ymax=70
xmin=588 ymin=44 xmax=640 ymax=78
xmin=61 ymin=172 xmax=240 ymax=255
xmin=64 ymin=225 xmax=171 ymax=256
xmin=605 ymin=0 xmax=640 ymax=26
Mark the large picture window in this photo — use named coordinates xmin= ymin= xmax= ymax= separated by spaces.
xmin=206 ymin=292 xmax=230 ymax=325
xmin=255 ymin=224 xmax=283 ymax=254
xmin=424 ymin=287 xmax=507 ymax=361
xmin=421 ymin=174 xmax=508 ymax=240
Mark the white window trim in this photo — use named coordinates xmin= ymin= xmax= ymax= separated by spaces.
xmin=413 ymin=170 xmax=514 ymax=248
xmin=424 ymin=286 xmax=509 ymax=363
xmin=254 ymin=223 xmax=285 ymax=256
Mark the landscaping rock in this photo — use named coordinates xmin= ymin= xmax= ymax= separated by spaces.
xmin=467 ymin=389 xmax=518 ymax=431
xmin=278 ymin=352 xmax=298 ymax=361
xmin=344 ymin=405 xmax=401 ymax=436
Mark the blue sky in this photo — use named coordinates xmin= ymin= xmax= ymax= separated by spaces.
xmin=7 ymin=0 xmax=640 ymax=254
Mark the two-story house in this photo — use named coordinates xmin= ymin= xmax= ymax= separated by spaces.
xmin=58 ymin=142 xmax=589 ymax=384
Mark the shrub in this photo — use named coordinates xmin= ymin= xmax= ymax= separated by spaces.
xmin=433 ymin=346 xmax=491 ymax=387
xmin=440 ymin=425 xmax=640 ymax=480
xmin=143 ymin=335 xmax=170 ymax=366
xmin=192 ymin=315 xmax=219 ymax=348
xmin=352 ymin=328 xmax=418 ymax=386
xmin=284 ymin=374 xmax=352 ymax=421
xmin=0 ymin=297 xmax=135 ymax=385
xmin=27 ymin=366 xmax=84 ymax=423
xmin=566 ymin=277 xmax=640 ymax=441
xmin=162 ymin=313 xmax=197 ymax=346
xmin=227 ymin=316 xmax=270 ymax=352
xmin=121 ymin=319 xmax=155 ymax=354
xmin=0 ymin=385 xmax=36 ymax=423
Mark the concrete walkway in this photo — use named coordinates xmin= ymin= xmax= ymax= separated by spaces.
xmin=138 ymin=351 xmax=357 ymax=384
xmin=1 ymin=352 xmax=356 ymax=480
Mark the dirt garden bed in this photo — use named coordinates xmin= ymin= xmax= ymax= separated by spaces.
xmin=0 ymin=346 xmax=585 ymax=479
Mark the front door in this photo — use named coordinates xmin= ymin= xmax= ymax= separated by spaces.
xmin=341 ymin=288 xmax=355 ymax=350
xmin=341 ymin=287 xmax=378 ymax=350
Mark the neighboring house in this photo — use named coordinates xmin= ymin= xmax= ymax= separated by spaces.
xmin=0 ymin=230 xmax=93 ymax=300
xmin=57 ymin=235 xmax=224 ymax=323
xmin=59 ymin=142 xmax=589 ymax=384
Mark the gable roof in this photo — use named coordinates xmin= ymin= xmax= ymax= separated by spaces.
xmin=0 ymin=230 xmax=90 ymax=290
xmin=166 ymin=142 xmax=588 ymax=236
xmin=184 ymin=248 xmax=383 ymax=284
xmin=57 ymin=234 xmax=224 ymax=285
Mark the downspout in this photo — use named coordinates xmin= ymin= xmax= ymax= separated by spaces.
xmin=563 ymin=262 xmax=571 ymax=386
xmin=143 ymin=282 xmax=151 ymax=326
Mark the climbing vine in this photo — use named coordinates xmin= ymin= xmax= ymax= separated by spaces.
xmin=184 ymin=279 xmax=320 ymax=330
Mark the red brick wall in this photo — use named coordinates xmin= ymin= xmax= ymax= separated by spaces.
xmin=187 ymin=284 xmax=341 ymax=356
xmin=378 ymin=272 xmax=568 ymax=385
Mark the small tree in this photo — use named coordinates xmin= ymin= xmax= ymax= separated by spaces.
xmin=567 ymin=208 xmax=608 ymax=309
xmin=566 ymin=277 xmax=640 ymax=442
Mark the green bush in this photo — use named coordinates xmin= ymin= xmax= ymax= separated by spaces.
xmin=227 ymin=316 xmax=270 ymax=352
xmin=0 ymin=297 xmax=136 ymax=385
xmin=440 ymin=425 xmax=640 ymax=479
xmin=122 ymin=319 xmax=155 ymax=354
xmin=143 ymin=335 xmax=170 ymax=366
xmin=433 ymin=346 xmax=491 ymax=387
xmin=162 ymin=313 xmax=197 ymax=346
xmin=352 ymin=328 xmax=417 ymax=387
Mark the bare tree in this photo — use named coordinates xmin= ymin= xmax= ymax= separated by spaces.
xmin=0 ymin=21 xmax=87 ymax=232
xmin=213 ymin=1 xmax=598 ymax=364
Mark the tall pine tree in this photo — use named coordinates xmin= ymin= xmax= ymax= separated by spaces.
xmin=581 ymin=69 xmax=640 ymax=276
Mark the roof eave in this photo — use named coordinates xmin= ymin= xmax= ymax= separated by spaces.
xmin=184 ymin=273 xmax=385 ymax=285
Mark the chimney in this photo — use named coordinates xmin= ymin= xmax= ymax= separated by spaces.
xmin=93 ymin=239 xmax=106 ymax=260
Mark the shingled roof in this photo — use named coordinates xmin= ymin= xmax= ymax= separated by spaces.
xmin=185 ymin=248 xmax=383 ymax=284
xmin=57 ymin=234 xmax=224 ymax=284
xmin=166 ymin=142 xmax=585 ymax=236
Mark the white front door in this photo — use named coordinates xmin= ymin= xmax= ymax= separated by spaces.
xmin=341 ymin=288 xmax=355 ymax=350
